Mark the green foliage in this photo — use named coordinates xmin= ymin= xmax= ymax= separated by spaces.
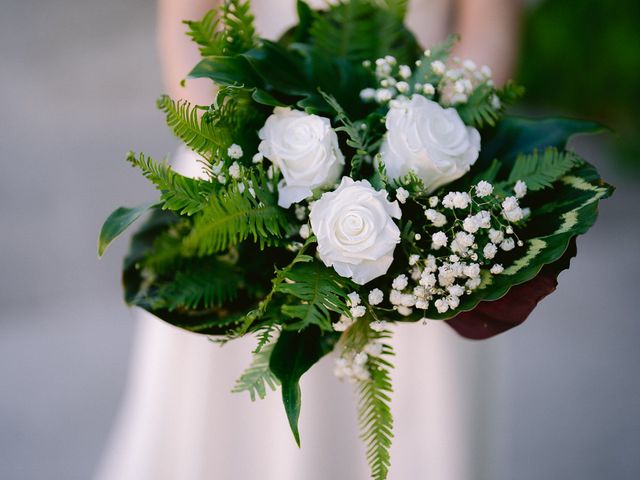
xmin=309 ymin=0 xmax=418 ymax=65
xmin=153 ymin=260 xmax=240 ymax=310
xmin=357 ymin=332 xmax=394 ymax=480
xmin=157 ymin=95 xmax=220 ymax=160
xmin=410 ymin=34 xmax=458 ymax=87
xmin=269 ymin=327 xmax=340 ymax=445
xmin=232 ymin=341 xmax=280 ymax=401
xmin=276 ymin=260 xmax=355 ymax=331
xmin=184 ymin=0 xmax=257 ymax=57
xmin=507 ymin=147 xmax=580 ymax=191
xmin=457 ymin=82 xmax=524 ymax=129
xmin=126 ymin=152 xmax=212 ymax=215
xmin=182 ymin=173 xmax=291 ymax=256
xmin=98 ymin=202 xmax=157 ymax=257
xmin=320 ymin=91 xmax=371 ymax=177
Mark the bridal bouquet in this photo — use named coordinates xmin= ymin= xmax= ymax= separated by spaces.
xmin=99 ymin=1 xmax=613 ymax=478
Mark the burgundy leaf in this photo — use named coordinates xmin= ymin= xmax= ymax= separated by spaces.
xmin=446 ymin=239 xmax=577 ymax=340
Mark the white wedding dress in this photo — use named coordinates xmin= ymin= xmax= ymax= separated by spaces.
xmin=96 ymin=2 xmax=496 ymax=479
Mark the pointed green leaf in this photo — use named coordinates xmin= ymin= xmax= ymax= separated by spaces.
xmin=269 ymin=327 xmax=339 ymax=446
xmin=98 ymin=202 xmax=158 ymax=257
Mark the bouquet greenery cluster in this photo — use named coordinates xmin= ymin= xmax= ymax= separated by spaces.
xmin=99 ymin=1 xmax=613 ymax=478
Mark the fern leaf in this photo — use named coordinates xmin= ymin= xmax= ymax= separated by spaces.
xmin=410 ymin=34 xmax=458 ymax=87
xmin=456 ymin=84 xmax=501 ymax=128
xmin=157 ymin=95 xmax=225 ymax=160
xmin=232 ymin=341 xmax=280 ymax=401
xmin=182 ymin=175 xmax=291 ymax=256
xmin=126 ymin=152 xmax=212 ymax=215
xmin=507 ymin=147 xmax=580 ymax=191
xmin=154 ymin=260 xmax=240 ymax=310
xmin=184 ymin=1 xmax=257 ymax=57
xmin=309 ymin=0 xmax=417 ymax=64
xmin=357 ymin=336 xmax=395 ymax=480
xmin=320 ymin=90 xmax=372 ymax=177
xmin=276 ymin=260 xmax=354 ymax=331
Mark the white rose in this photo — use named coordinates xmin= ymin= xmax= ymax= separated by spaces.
xmin=258 ymin=107 xmax=344 ymax=208
xmin=380 ymin=95 xmax=481 ymax=192
xmin=309 ymin=177 xmax=402 ymax=285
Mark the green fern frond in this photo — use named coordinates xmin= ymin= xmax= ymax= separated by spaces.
xmin=232 ymin=341 xmax=280 ymax=401
xmin=276 ymin=260 xmax=355 ymax=331
xmin=184 ymin=0 xmax=257 ymax=57
xmin=182 ymin=175 xmax=291 ymax=256
xmin=126 ymin=152 xmax=212 ymax=215
xmin=253 ymin=321 xmax=280 ymax=353
xmin=309 ymin=0 xmax=417 ymax=64
xmin=507 ymin=147 xmax=580 ymax=191
xmin=154 ymin=260 xmax=240 ymax=310
xmin=497 ymin=80 xmax=525 ymax=106
xmin=357 ymin=336 xmax=395 ymax=480
xmin=456 ymin=84 xmax=501 ymax=128
xmin=157 ymin=95 xmax=222 ymax=160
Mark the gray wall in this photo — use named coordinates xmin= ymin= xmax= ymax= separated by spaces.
xmin=1 ymin=1 xmax=638 ymax=479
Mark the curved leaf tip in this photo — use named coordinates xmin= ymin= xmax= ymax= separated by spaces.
xmin=98 ymin=202 xmax=157 ymax=257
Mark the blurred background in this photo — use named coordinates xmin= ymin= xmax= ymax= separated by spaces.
xmin=0 ymin=0 xmax=638 ymax=479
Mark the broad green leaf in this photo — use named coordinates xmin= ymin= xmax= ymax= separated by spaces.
xmin=269 ymin=327 xmax=339 ymax=446
xmin=476 ymin=116 xmax=604 ymax=170
xmin=241 ymin=41 xmax=310 ymax=95
xmin=189 ymin=55 xmax=263 ymax=88
xmin=98 ymin=202 xmax=157 ymax=257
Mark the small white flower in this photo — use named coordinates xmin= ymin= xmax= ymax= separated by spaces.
xmin=428 ymin=196 xmax=439 ymax=207
xmin=463 ymin=216 xmax=480 ymax=233
xmin=369 ymin=320 xmax=387 ymax=332
xmin=447 ymin=295 xmax=460 ymax=309
xmin=360 ymin=88 xmax=376 ymax=101
xmin=448 ymin=284 xmax=465 ymax=297
xmin=463 ymin=263 xmax=481 ymax=279
xmin=347 ymin=291 xmax=361 ymax=307
xmin=217 ymin=174 xmax=227 ymax=184
xmin=228 ymin=161 xmax=241 ymax=179
xmin=397 ymin=305 xmax=413 ymax=316
xmin=227 ymin=143 xmax=243 ymax=159
xmin=502 ymin=196 xmax=519 ymax=212
xmin=475 ymin=180 xmax=494 ymax=197
xmin=392 ymin=274 xmax=409 ymax=291
xmin=466 ymin=276 xmax=482 ymax=289
xmin=430 ymin=60 xmax=446 ymax=75
xmin=490 ymin=264 xmax=504 ymax=274
xmin=399 ymin=65 xmax=412 ymax=79
xmin=422 ymin=83 xmax=435 ymax=95
xmin=351 ymin=305 xmax=367 ymax=318
xmin=431 ymin=231 xmax=448 ymax=250
xmin=425 ymin=209 xmax=447 ymax=227
xmin=514 ymin=180 xmax=527 ymax=199
xmin=503 ymin=207 xmax=524 ymax=222
xmin=389 ymin=289 xmax=403 ymax=305
xmin=483 ymin=243 xmax=498 ymax=259
xmin=252 ymin=152 xmax=263 ymax=164
xmin=396 ymin=187 xmax=409 ymax=204
xmin=455 ymin=231 xmax=475 ymax=248
xmin=368 ymin=288 xmax=384 ymax=306
xmin=396 ymin=81 xmax=410 ymax=94
xmin=506 ymin=226 xmax=514 ymax=234
xmin=294 ymin=204 xmax=307 ymax=221
xmin=419 ymin=272 xmax=436 ymax=289
xmin=463 ymin=59 xmax=477 ymax=71
xmin=500 ymin=238 xmax=515 ymax=251
xmin=375 ymin=88 xmax=393 ymax=103
xmin=415 ymin=299 xmax=429 ymax=309
xmin=488 ymin=228 xmax=504 ymax=244
xmin=364 ymin=341 xmax=383 ymax=357
xmin=480 ymin=65 xmax=492 ymax=78
xmin=414 ymin=233 xmax=422 ymax=241
xmin=299 ymin=224 xmax=310 ymax=239
xmin=434 ymin=298 xmax=449 ymax=313
xmin=490 ymin=94 xmax=501 ymax=110
xmin=333 ymin=315 xmax=354 ymax=332
xmin=408 ymin=254 xmax=420 ymax=266
xmin=354 ymin=352 xmax=368 ymax=365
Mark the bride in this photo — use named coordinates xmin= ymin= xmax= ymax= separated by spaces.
xmin=96 ymin=1 xmax=520 ymax=479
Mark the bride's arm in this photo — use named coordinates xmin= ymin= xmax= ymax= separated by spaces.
xmin=454 ymin=0 xmax=522 ymax=85
xmin=157 ymin=0 xmax=221 ymax=104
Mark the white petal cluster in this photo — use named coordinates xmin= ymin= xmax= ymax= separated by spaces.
xmin=258 ymin=107 xmax=344 ymax=208
xmin=334 ymin=339 xmax=384 ymax=383
xmin=380 ymin=96 xmax=480 ymax=192
xmin=310 ymin=177 xmax=402 ymax=285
